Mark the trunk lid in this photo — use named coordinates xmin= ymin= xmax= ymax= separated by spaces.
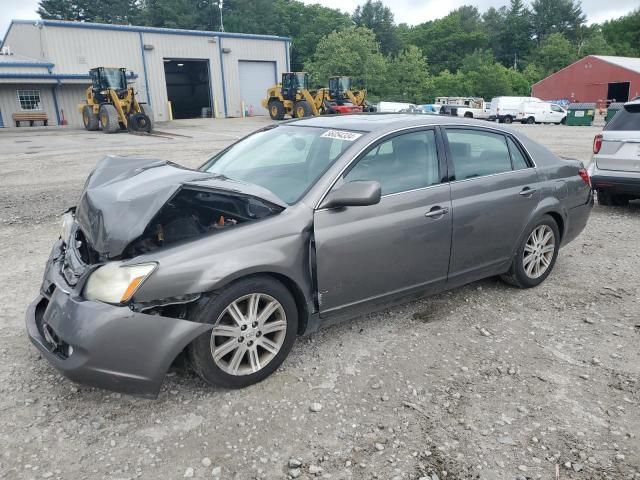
xmin=596 ymin=130 xmax=640 ymax=173
xmin=75 ymin=156 xmax=286 ymax=259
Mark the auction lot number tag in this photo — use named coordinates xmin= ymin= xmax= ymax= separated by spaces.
xmin=321 ymin=130 xmax=363 ymax=141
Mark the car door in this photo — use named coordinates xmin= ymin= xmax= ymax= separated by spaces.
xmin=549 ymin=104 xmax=565 ymax=123
xmin=445 ymin=127 xmax=540 ymax=284
xmin=313 ymin=128 xmax=452 ymax=316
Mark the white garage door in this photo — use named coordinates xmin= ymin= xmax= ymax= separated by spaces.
xmin=238 ymin=61 xmax=277 ymax=116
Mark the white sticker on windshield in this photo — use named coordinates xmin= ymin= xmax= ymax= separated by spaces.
xmin=321 ymin=130 xmax=362 ymax=141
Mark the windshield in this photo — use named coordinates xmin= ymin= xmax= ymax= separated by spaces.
xmin=103 ymin=69 xmax=126 ymax=89
xmin=201 ymin=125 xmax=361 ymax=204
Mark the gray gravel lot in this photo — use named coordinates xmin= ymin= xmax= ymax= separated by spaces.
xmin=0 ymin=119 xmax=638 ymax=480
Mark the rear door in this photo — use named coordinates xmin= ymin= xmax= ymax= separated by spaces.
xmin=597 ymin=106 xmax=640 ymax=172
xmin=445 ymin=127 xmax=540 ymax=283
xmin=313 ymin=128 xmax=452 ymax=315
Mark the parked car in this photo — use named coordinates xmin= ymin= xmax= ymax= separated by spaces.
xmin=589 ymin=99 xmax=640 ymax=206
xmin=26 ymin=115 xmax=593 ymax=397
xmin=489 ymin=96 xmax=542 ymax=123
xmin=436 ymin=96 xmax=490 ymax=119
xmin=517 ymin=102 xmax=567 ymax=124
xmin=377 ymin=101 xmax=416 ymax=112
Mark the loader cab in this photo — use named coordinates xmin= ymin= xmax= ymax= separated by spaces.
xmin=329 ymin=76 xmax=352 ymax=102
xmin=281 ymin=72 xmax=309 ymax=101
xmin=90 ymin=67 xmax=128 ymax=102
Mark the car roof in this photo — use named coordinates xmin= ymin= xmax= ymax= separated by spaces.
xmin=288 ymin=113 xmax=514 ymax=134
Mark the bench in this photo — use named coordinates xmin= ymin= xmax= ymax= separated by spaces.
xmin=12 ymin=112 xmax=49 ymax=127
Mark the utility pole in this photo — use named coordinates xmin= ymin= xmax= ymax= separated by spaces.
xmin=218 ymin=0 xmax=225 ymax=32
xmin=514 ymin=52 xmax=518 ymax=70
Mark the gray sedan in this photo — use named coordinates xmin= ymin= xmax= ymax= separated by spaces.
xmin=26 ymin=115 xmax=593 ymax=396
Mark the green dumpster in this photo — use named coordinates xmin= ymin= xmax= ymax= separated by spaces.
xmin=566 ymin=103 xmax=595 ymax=126
xmin=605 ymin=103 xmax=623 ymax=124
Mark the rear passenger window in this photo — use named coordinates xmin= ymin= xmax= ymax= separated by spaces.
xmin=345 ymin=130 xmax=440 ymax=195
xmin=507 ymin=137 xmax=530 ymax=170
xmin=446 ymin=129 xmax=512 ymax=180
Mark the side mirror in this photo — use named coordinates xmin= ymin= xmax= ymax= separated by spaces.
xmin=321 ymin=180 xmax=381 ymax=209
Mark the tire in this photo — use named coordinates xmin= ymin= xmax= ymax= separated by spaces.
xmin=597 ymin=190 xmax=613 ymax=206
xmin=268 ymin=100 xmax=285 ymax=120
xmin=503 ymin=115 xmax=513 ymax=124
xmin=612 ymin=195 xmax=629 ymax=207
xmin=99 ymin=104 xmax=120 ymax=133
xmin=294 ymin=100 xmax=312 ymax=118
xmin=82 ymin=105 xmax=99 ymax=131
xmin=526 ymin=116 xmax=535 ymax=124
xmin=500 ymin=215 xmax=560 ymax=289
xmin=139 ymin=104 xmax=154 ymax=132
xmin=128 ymin=113 xmax=152 ymax=133
xmin=560 ymin=117 xmax=567 ymax=125
xmin=464 ymin=112 xmax=473 ymax=118
xmin=188 ymin=276 xmax=298 ymax=389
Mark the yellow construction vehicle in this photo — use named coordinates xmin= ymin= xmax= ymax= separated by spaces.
xmin=79 ymin=67 xmax=153 ymax=134
xmin=323 ymin=76 xmax=375 ymax=113
xmin=262 ymin=72 xmax=325 ymax=120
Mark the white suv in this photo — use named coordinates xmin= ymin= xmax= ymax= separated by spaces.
xmin=589 ymin=99 xmax=640 ymax=206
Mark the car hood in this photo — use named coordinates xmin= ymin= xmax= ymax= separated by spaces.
xmin=75 ymin=155 xmax=287 ymax=259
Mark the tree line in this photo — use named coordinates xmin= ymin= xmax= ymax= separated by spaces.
xmin=37 ymin=0 xmax=640 ymax=102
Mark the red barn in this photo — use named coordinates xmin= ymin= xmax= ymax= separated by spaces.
xmin=532 ymin=55 xmax=640 ymax=103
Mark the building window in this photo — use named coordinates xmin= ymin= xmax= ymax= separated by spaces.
xmin=17 ymin=90 xmax=42 ymax=111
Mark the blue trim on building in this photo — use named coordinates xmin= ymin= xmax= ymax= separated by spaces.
xmin=0 ymin=61 xmax=55 ymax=68
xmin=285 ymin=40 xmax=290 ymax=72
xmin=138 ymin=31 xmax=152 ymax=106
xmin=217 ymin=36 xmax=228 ymax=117
xmin=206 ymin=60 xmax=214 ymax=117
xmin=3 ymin=19 xmax=291 ymax=47
xmin=51 ymin=84 xmax=61 ymax=125
xmin=0 ymin=73 xmax=137 ymax=80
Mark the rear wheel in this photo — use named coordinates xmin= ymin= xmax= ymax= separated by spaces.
xmin=188 ymin=276 xmax=298 ymax=388
xmin=99 ymin=104 xmax=120 ymax=133
xmin=268 ymin=100 xmax=285 ymax=120
xmin=503 ymin=115 xmax=513 ymax=124
xmin=294 ymin=100 xmax=312 ymax=118
xmin=501 ymin=215 xmax=560 ymax=289
xmin=82 ymin=105 xmax=99 ymax=131
xmin=526 ymin=116 xmax=535 ymax=124
xmin=464 ymin=112 xmax=473 ymax=118
xmin=597 ymin=190 xmax=613 ymax=206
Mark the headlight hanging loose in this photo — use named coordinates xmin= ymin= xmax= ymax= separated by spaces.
xmin=84 ymin=262 xmax=157 ymax=304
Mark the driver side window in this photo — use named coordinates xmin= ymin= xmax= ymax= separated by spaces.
xmin=344 ymin=130 xmax=440 ymax=195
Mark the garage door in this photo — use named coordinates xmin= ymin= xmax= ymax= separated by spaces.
xmin=238 ymin=61 xmax=277 ymax=116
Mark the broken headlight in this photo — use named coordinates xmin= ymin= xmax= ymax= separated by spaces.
xmin=84 ymin=262 xmax=157 ymax=304
xmin=60 ymin=211 xmax=75 ymax=244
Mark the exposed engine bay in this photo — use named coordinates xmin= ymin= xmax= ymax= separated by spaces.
xmin=121 ymin=187 xmax=283 ymax=258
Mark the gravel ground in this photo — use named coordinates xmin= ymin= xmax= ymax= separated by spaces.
xmin=0 ymin=119 xmax=638 ymax=480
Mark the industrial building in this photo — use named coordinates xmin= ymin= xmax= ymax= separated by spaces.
xmin=532 ymin=55 xmax=640 ymax=104
xmin=0 ymin=19 xmax=290 ymax=128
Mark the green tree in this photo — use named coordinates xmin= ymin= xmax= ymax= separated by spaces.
xmin=531 ymin=0 xmax=586 ymax=43
xmin=38 ymin=0 xmax=141 ymax=23
xmin=578 ymin=29 xmax=616 ymax=57
xmin=409 ymin=6 xmax=488 ymax=74
xmin=601 ymin=9 xmax=640 ymax=57
xmin=459 ymin=50 xmax=517 ymax=99
xmin=428 ymin=70 xmax=470 ymax=98
xmin=304 ymin=27 xmax=388 ymax=97
xmin=352 ymin=0 xmax=399 ymax=55
xmin=532 ymin=32 xmax=578 ymax=75
xmin=385 ymin=45 xmax=429 ymax=102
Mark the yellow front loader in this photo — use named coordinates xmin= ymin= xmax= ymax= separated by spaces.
xmin=79 ymin=67 xmax=153 ymax=134
xmin=262 ymin=72 xmax=325 ymax=120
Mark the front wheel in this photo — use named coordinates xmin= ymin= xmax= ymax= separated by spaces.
xmin=99 ymin=104 xmax=120 ymax=133
xmin=268 ymin=100 xmax=285 ymax=120
xmin=294 ymin=100 xmax=312 ymax=118
xmin=503 ymin=115 xmax=513 ymax=124
xmin=188 ymin=276 xmax=298 ymax=388
xmin=501 ymin=215 xmax=560 ymax=288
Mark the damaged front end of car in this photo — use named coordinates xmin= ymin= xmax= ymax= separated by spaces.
xmin=26 ymin=156 xmax=286 ymax=397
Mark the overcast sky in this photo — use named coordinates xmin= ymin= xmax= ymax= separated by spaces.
xmin=1 ymin=0 xmax=637 ymax=42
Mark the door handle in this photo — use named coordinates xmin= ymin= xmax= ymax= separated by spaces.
xmin=424 ymin=207 xmax=449 ymax=218
xmin=519 ymin=187 xmax=537 ymax=197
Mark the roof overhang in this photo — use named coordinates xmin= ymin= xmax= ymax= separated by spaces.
xmin=0 ymin=73 xmax=137 ymax=84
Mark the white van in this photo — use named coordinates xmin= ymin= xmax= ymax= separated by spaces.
xmin=377 ymin=101 xmax=416 ymax=113
xmin=489 ymin=96 xmax=542 ymax=123
xmin=516 ymin=102 xmax=567 ymax=124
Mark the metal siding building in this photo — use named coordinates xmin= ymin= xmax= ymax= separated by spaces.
xmin=0 ymin=20 xmax=290 ymax=128
xmin=532 ymin=55 xmax=640 ymax=104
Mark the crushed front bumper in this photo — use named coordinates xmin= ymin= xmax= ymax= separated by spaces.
xmin=26 ymin=243 xmax=211 ymax=397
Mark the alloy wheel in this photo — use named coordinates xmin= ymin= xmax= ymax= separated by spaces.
xmin=523 ymin=225 xmax=555 ymax=279
xmin=210 ymin=293 xmax=287 ymax=376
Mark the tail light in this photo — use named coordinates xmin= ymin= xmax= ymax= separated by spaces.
xmin=593 ymin=134 xmax=603 ymax=154
xmin=578 ymin=168 xmax=591 ymax=187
